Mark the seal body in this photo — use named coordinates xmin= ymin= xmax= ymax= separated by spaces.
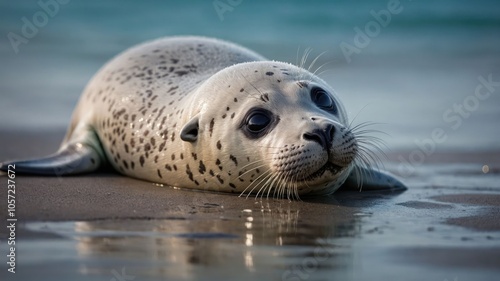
xmin=1 ymin=36 xmax=406 ymax=198
xmin=69 ymin=36 xmax=269 ymax=191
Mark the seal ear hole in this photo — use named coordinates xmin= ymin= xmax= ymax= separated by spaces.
xmin=181 ymin=117 xmax=199 ymax=142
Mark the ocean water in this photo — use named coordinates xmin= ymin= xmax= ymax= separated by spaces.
xmin=0 ymin=0 xmax=499 ymax=151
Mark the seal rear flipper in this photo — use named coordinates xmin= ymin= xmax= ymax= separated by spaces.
xmin=340 ymin=166 xmax=407 ymax=192
xmin=0 ymin=143 xmax=102 ymax=176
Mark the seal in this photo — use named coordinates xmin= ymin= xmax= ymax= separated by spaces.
xmin=0 ymin=36 xmax=405 ymax=199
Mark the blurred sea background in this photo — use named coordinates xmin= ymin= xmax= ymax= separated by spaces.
xmin=1 ymin=0 xmax=499 ymax=151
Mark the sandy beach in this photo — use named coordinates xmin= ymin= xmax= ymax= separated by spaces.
xmin=1 ymin=1 xmax=499 ymax=280
xmin=1 ymin=129 xmax=499 ymax=281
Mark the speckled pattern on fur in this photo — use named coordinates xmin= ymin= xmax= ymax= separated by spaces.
xmin=6 ymin=36 xmax=398 ymax=199
xmin=62 ymin=36 xmax=360 ymax=198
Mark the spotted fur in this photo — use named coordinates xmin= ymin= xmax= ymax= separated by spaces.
xmin=59 ymin=35 xmax=364 ymax=199
xmin=7 ymin=36 xmax=398 ymax=199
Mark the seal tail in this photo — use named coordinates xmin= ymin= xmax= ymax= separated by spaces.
xmin=0 ymin=143 xmax=102 ymax=176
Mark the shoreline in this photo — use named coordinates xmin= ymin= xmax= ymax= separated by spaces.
xmin=0 ymin=129 xmax=499 ymax=222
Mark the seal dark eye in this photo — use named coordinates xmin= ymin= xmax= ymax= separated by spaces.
xmin=248 ymin=113 xmax=270 ymax=133
xmin=240 ymin=108 xmax=278 ymax=139
xmin=311 ymin=87 xmax=337 ymax=114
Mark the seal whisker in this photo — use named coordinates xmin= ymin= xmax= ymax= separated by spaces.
xmin=267 ymin=175 xmax=282 ymax=198
xmin=357 ymin=146 xmax=383 ymax=170
xmin=348 ymin=121 xmax=389 ymax=136
xmin=240 ymin=75 xmax=264 ymax=97
xmin=312 ymin=62 xmax=335 ymax=78
xmin=286 ymin=172 xmax=298 ymax=201
xmin=280 ymin=179 xmax=287 ymax=200
xmin=291 ymin=172 xmax=301 ymax=201
xmin=287 ymin=176 xmax=293 ymax=201
xmin=280 ymin=173 xmax=290 ymax=200
xmin=273 ymin=173 xmax=284 ymax=199
xmin=266 ymin=173 xmax=282 ymax=199
xmin=346 ymin=105 xmax=374 ymax=130
xmin=300 ymin=47 xmax=312 ymax=70
xmin=348 ymin=118 xmax=394 ymax=191
xmin=357 ymin=138 xmax=388 ymax=161
xmin=295 ymin=46 xmax=301 ymax=69
xmin=357 ymin=140 xmax=382 ymax=164
xmin=352 ymin=128 xmax=390 ymax=140
xmin=349 ymin=120 xmax=391 ymax=171
xmin=272 ymin=174 xmax=283 ymax=199
xmin=255 ymin=172 xmax=276 ymax=199
xmin=307 ymin=50 xmax=328 ymax=73
xmin=296 ymin=173 xmax=305 ymax=200
xmin=298 ymin=47 xmax=314 ymax=81
xmin=296 ymin=46 xmax=311 ymax=71
xmin=308 ymin=52 xmax=339 ymax=82
xmin=294 ymin=172 xmax=311 ymax=200
xmin=254 ymin=170 xmax=277 ymax=199
xmin=253 ymin=146 xmax=284 ymax=152
xmin=236 ymin=163 xmax=268 ymax=179
xmin=238 ymin=160 xmax=267 ymax=174
xmin=351 ymin=161 xmax=366 ymax=190
xmin=259 ymin=172 xmax=281 ymax=199
xmin=241 ymin=169 xmax=273 ymax=199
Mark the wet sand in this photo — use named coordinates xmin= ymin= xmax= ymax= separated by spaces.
xmin=1 ymin=129 xmax=499 ymax=281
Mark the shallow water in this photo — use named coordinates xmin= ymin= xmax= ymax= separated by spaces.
xmin=1 ymin=0 xmax=499 ymax=151
xmin=2 ymin=160 xmax=499 ymax=281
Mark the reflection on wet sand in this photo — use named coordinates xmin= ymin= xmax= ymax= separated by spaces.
xmin=20 ymin=170 xmax=500 ymax=281
xmin=19 ymin=158 xmax=500 ymax=281
xmin=70 ymin=201 xmax=364 ymax=280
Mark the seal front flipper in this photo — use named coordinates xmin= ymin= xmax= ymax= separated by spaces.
xmin=0 ymin=143 xmax=102 ymax=176
xmin=340 ymin=166 xmax=407 ymax=192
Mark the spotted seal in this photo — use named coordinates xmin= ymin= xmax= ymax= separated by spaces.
xmin=0 ymin=36 xmax=405 ymax=199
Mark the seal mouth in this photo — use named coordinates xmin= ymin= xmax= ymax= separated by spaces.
xmin=303 ymin=163 xmax=342 ymax=181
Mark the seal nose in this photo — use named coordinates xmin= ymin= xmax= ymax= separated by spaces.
xmin=303 ymin=124 xmax=335 ymax=150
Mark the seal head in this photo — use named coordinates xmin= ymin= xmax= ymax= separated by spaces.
xmin=179 ymin=61 xmax=357 ymax=198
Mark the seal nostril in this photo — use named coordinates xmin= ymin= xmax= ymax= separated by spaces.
xmin=326 ymin=125 xmax=335 ymax=143
xmin=303 ymin=131 xmax=327 ymax=149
